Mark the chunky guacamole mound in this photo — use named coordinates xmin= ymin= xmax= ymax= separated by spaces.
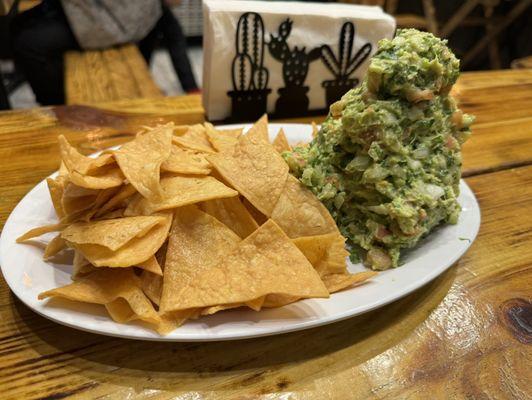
xmin=367 ymin=28 xmax=460 ymax=102
xmin=284 ymin=29 xmax=474 ymax=270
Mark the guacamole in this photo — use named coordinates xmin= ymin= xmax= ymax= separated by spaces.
xmin=284 ymin=29 xmax=474 ymax=270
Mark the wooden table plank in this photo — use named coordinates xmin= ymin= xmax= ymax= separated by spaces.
xmin=65 ymin=44 xmax=162 ymax=105
xmin=84 ymin=50 xmax=118 ymax=104
xmin=452 ymin=68 xmax=532 ymax=91
xmin=461 ymin=117 xmax=532 ymax=176
xmin=63 ymin=51 xmax=93 ymax=105
xmin=452 ymin=70 xmax=532 ymax=175
xmin=0 ymin=166 xmax=530 ymax=399
xmin=120 ymin=45 xmax=163 ymax=99
xmin=101 ymin=48 xmax=141 ymax=100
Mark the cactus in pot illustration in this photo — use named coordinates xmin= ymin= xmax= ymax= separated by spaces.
xmin=268 ymin=18 xmax=321 ymax=117
xmin=320 ymin=21 xmax=372 ymax=107
xmin=227 ymin=12 xmax=271 ymax=122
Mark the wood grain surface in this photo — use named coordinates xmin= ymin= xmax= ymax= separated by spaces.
xmin=0 ymin=70 xmax=531 ymax=399
xmin=64 ymin=45 xmax=162 ymax=105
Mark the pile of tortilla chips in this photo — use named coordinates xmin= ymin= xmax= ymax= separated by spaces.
xmin=17 ymin=116 xmax=376 ymax=335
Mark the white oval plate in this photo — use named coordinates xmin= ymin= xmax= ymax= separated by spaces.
xmin=0 ymin=123 xmax=480 ymax=341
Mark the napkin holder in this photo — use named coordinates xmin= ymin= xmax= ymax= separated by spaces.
xmin=202 ymin=0 xmax=396 ymax=122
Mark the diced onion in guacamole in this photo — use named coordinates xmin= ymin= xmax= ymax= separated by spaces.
xmin=284 ymin=29 xmax=474 ymax=270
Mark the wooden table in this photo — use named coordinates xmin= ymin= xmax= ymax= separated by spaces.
xmin=0 ymin=70 xmax=531 ymax=399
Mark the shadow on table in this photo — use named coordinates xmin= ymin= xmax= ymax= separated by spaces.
xmin=14 ymin=265 xmax=457 ymax=393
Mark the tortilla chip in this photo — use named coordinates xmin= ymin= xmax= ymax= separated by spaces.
xmin=17 ymin=223 xmax=66 ymax=243
xmin=139 ymin=242 xmax=168 ymax=305
xmin=91 ymin=186 xmax=121 ymax=209
xmin=72 ymin=251 xmax=97 ymax=280
xmin=140 ymin=122 xmax=175 ymax=134
xmin=61 ymin=202 xmax=94 ymax=223
xmin=157 ymin=309 xmax=200 ymax=335
xmin=172 ymin=124 xmax=216 ymax=154
xmin=160 ymin=206 xmax=241 ymax=313
xmin=104 ymin=298 xmax=152 ymax=324
xmin=62 ymin=183 xmax=98 ymax=199
xmin=137 ymin=255 xmax=163 ymax=276
xmin=293 ymin=233 xmax=348 ymax=276
xmin=246 ymin=296 xmax=265 ymax=311
xmin=162 ymin=219 xmax=328 ymax=312
xmin=68 ymin=167 xmax=124 ymax=190
xmin=218 ymin=128 xmax=243 ymax=139
xmin=201 ymin=303 xmax=241 ymax=316
xmin=171 ymin=125 xmax=190 ymax=135
xmin=61 ymin=188 xmax=96 ymax=215
xmin=201 ymin=296 xmax=265 ymax=316
xmin=245 ymin=114 xmax=269 ymax=143
xmin=43 ymin=234 xmax=66 ymax=259
xmin=242 ymin=198 xmax=268 ymax=226
xmin=161 ymin=146 xmax=211 ymax=175
xmin=72 ymin=213 xmax=172 ymax=267
xmin=94 ymin=184 xmax=137 ymax=217
xmin=125 ymin=176 xmax=238 ymax=216
xmin=62 ymin=215 xmax=166 ymax=251
xmin=261 ymin=230 xmax=351 ymax=305
xmin=265 ymin=229 xmax=344 ymax=311
xmin=61 ymin=184 xmax=99 ymax=216
xmin=79 ymin=186 xmax=123 ymax=222
xmin=272 ymin=128 xmax=291 ymax=153
xmin=154 ymin=239 xmax=168 ymax=267
xmin=204 ymin=123 xmax=239 ymax=154
xmin=200 ymin=197 xmax=258 ymax=238
xmin=321 ymin=271 xmax=377 ymax=293
xmin=58 ymin=161 xmax=69 ymax=177
xmin=206 ymin=129 xmax=288 ymax=216
xmin=95 ymin=209 xmax=125 ymax=220
xmin=208 ymin=168 xmax=234 ymax=189
xmin=140 ymin=270 xmax=163 ymax=305
xmin=58 ymin=135 xmax=114 ymax=175
xmin=271 ymin=175 xmax=339 ymax=238
xmin=114 ymin=124 xmax=172 ymax=199
xmin=292 ymin=234 xmax=334 ymax=267
xmin=262 ymin=294 xmax=300 ymax=308
xmin=47 ymin=177 xmax=65 ymax=218
xmin=39 ymin=268 xmax=159 ymax=325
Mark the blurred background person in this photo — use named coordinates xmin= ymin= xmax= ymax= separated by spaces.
xmin=10 ymin=0 xmax=162 ymax=105
xmin=140 ymin=0 xmax=199 ymax=94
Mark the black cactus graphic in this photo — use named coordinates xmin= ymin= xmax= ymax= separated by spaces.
xmin=320 ymin=22 xmax=372 ymax=107
xmin=268 ymin=19 xmax=321 ymax=117
xmin=227 ymin=12 xmax=271 ymax=121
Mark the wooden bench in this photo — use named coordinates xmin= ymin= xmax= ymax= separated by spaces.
xmin=511 ymin=55 xmax=532 ymax=69
xmin=64 ymin=44 xmax=162 ymax=105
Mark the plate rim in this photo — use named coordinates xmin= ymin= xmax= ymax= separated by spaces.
xmin=0 ymin=123 xmax=481 ymax=341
